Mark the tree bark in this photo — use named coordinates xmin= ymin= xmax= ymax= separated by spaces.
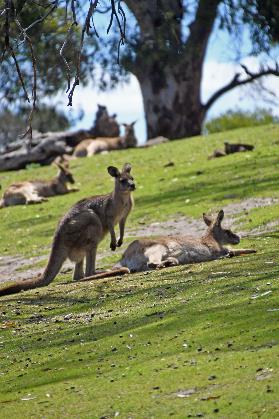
xmin=125 ymin=0 xmax=221 ymax=140
xmin=138 ymin=66 xmax=205 ymax=139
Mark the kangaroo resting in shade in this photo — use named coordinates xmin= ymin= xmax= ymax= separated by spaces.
xmin=0 ymin=163 xmax=135 ymax=296
xmin=0 ymin=163 xmax=78 ymax=208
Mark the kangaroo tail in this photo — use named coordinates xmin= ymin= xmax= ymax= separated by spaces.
xmin=0 ymin=240 xmax=67 ymax=297
xmin=228 ymin=249 xmax=257 ymax=257
xmin=79 ymin=267 xmax=130 ymax=282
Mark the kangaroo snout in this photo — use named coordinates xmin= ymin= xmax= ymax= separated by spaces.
xmin=128 ymin=180 xmax=136 ymax=191
xmin=69 ymin=175 xmax=75 ymax=184
xmin=233 ymin=234 xmax=240 ymax=245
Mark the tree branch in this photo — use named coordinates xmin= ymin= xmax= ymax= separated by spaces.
xmin=203 ymin=63 xmax=279 ymax=111
xmin=186 ymin=0 xmax=221 ymax=58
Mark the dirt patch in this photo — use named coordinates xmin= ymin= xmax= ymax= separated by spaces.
xmin=222 ymin=197 xmax=278 ymax=215
xmin=128 ymin=197 xmax=279 ymax=238
xmin=0 ymin=249 xmax=120 ymax=284
xmin=0 ymin=197 xmax=278 ymax=285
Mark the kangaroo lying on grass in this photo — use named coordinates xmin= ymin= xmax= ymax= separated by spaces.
xmin=115 ymin=210 xmax=255 ymax=272
xmin=209 ymin=142 xmax=254 ymax=159
xmin=0 ymin=163 xmax=135 ymax=296
xmin=77 ymin=210 xmax=255 ymax=279
xmin=74 ymin=122 xmax=137 ymax=157
xmin=224 ymin=142 xmax=254 ymax=154
xmin=0 ymin=163 xmax=77 ymax=208
xmin=114 ymin=210 xmax=256 ymax=272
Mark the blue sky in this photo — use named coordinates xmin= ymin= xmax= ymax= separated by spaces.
xmin=56 ymin=11 xmax=279 ymax=144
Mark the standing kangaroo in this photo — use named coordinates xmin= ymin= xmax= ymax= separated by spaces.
xmin=0 ymin=163 xmax=135 ymax=296
xmin=112 ymin=210 xmax=256 ymax=272
xmin=0 ymin=163 xmax=78 ymax=208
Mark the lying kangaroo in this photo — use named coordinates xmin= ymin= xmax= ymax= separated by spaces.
xmin=111 ymin=210 xmax=256 ymax=273
xmin=0 ymin=163 xmax=78 ymax=208
xmin=224 ymin=142 xmax=254 ymax=154
xmin=74 ymin=122 xmax=137 ymax=157
xmin=0 ymin=163 xmax=135 ymax=296
xmin=208 ymin=149 xmax=226 ymax=160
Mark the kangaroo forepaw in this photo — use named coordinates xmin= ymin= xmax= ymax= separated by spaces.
xmin=155 ymin=259 xmax=178 ymax=269
xmin=110 ymin=242 xmax=117 ymax=251
xmin=147 ymin=262 xmax=159 ymax=270
xmin=117 ymin=238 xmax=123 ymax=247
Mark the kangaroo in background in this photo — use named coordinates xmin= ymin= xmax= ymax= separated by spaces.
xmin=0 ymin=163 xmax=78 ymax=208
xmin=73 ymin=122 xmax=137 ymax=157
xmin=91 ymin=104 xmax=120 ymax=137
xmin=208 ymin=142 xmax=254 ymax=160
xmin=0 ymin=163 xmax=135 ymax=296
xmin=224 ymin=142 xmax=254 ymax=154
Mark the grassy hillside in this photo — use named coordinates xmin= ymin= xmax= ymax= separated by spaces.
xmin=0 ymin=125 xmax=278 ymax=418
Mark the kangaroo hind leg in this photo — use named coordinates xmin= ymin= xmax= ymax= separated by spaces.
xmin=146 ymin=244 xmax=166 ymax=270
xmin=73 ymin=260 xmax=84 ymax=281
xmin=85 ymin=247 xmax=97 ymax=277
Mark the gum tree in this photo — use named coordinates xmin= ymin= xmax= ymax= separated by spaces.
xmin=1 ymin=0 xmax=279 ymax=139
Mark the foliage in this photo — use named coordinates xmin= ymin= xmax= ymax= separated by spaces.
xmin=1 ymin=1 xmax=279 ymax=100
xmin=204 ymin=108 xmax=279 ymax=133
xmin=0 ymin=1 xmax=97 ymax=104
xmin=0 ymin=124 xmax=279 ymax=417
xmin=0 ymin=105 xmax=83 ymax=146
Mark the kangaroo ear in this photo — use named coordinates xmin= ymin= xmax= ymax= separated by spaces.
xmin=203 ymin=213 xmax=213 ymax=226
xmin=131 ymin=120 xmax=137 ymax=126
xmin=122 ymin=163 xmax=132 ymax=173
xmin=216 ymin=209 xmax=224 ymax=224
xmin=107 ymin=166 xmax=120 ymax=178
xmin=122 ymin=123 xmax=128 ymax=127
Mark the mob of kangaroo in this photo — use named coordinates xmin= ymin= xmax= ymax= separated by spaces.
xmin=0 ymin=163 xmax=135 ymax=296
xmin=0 ymin=160 xmax=257 ymax=297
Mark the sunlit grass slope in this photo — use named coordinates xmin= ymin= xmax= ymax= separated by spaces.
xmin=0 ymin=124 xmax=278 ymax=418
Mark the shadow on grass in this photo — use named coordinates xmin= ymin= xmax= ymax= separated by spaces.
xmin=1 ymin=283 xmax=278 ymax=394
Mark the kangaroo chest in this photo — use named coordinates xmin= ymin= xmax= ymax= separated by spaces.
xmin=111 ymin=200 xmax=131 ymax=225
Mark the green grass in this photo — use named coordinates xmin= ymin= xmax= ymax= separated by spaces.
xmin=0 ymin=124 xmax=279 ymax=418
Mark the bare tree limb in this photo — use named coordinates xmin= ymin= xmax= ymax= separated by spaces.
xmin=67 ymin=0 xmax=99 ymax=106
xmin=0 ymin=0 xmax=127 ymax=136
xmin=59 ymin=23 xmax=75 ymax=93
xmin=24 ymin=1 xmax=58 ymax=33
xmin=14 ymin=18 xmax=37 ymax=142
xmin=107 ymin=0 xmax=126 ymax=63
xmin=203 ymin=62 xmax=279 ymax=111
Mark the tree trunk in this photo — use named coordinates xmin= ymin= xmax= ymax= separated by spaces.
xmin=138 ymin=66 xmax=205 ymax=140
xmin=125 ymin=0 xmax=220 ymax=140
